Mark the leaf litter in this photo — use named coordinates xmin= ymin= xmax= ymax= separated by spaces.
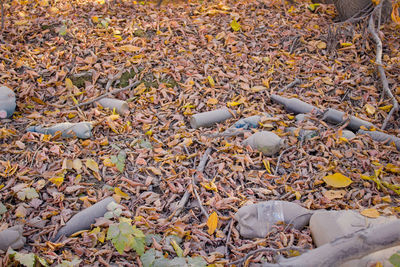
xmin=0 ymin=0 xmax=399 ymax=265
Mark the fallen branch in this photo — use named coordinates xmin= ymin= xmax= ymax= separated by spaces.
xmin=105 ymin=68 xmax=125 ymax=91
xmin=273 ymin=145 xmax=295 ymax=176
xmin=171 ymin=147 xmax=212 ymax=218
xmin=367 ymin=6 xmax=399 ymax=130
xmin=72 ymin=80 xmax=140 ymax=109
xmin=249 ymin=219 xmax=400 ymax=267
xmin=278 ymin=78 xmax=301 ymax=92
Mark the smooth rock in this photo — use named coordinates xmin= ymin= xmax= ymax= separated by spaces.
xmin=0 ymin=225 xmax=26 ymax=251
xmin=0 ymin=86 xmax=16 ymax=119
xmin=243 ymin=131 xmax=283 ymax=156
xmin=341 ymin=130 xmax=356 ymax=139
xmin=310 ymin=210 xmax=400 ymax=267
xmin=235 ymin=201 xmax=313 ymax=239
xmin=97 ymin=98 xmax=129 ymax=115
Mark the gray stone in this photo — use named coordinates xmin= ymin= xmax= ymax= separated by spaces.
xmin=243 ymin=131 xmax=283 ymax=156
xmin=0 ymin=86 xmax=16 ymax=119
xmin=0 ymin=225 xmax=26 ymax=251
xmin=341 ymin=130 xmax=356 ymax=139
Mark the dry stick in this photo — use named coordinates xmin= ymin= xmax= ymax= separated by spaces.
xmin=172 ymin=147 xmax=212 ymax=218
xmin=278 ymin=78 xmax=301 ymax=92
xmin=367 ymin=8 xmax=399 ymax=130
xmin=72 ymin=80 xmax=140 ymax=109
xmin=273 ymin=145 xmax=295 ymax=176
xmin=224 ymin=219 xmax=233 ymax=256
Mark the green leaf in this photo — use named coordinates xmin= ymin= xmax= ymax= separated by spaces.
xmin=114 ymin=234 xmax=128 ymax=254
xmin=107 ymin=224 xmax=120 ymax=240
xmin=56 ymin=257 xmax=81 ymax=267
xmin=170 ymin=239 xmax=183 ymax=257
xmin=230 ymin=19 xmax=241 ymax=32
xmin=389 ymin=252 xmax=400 ymax=267
xmin=187 ymin=256 xmax=207 ymax=267
xmin=133 ymin=226 xmax=146 ymax=238
xmin=14 ymin=252 xmax=36 ymax=267
xmin=119 ymin=222 xmax=134 ymax=236
xmin=131 ymin=237 xmax=145 ymax=256
xmin=0 ymin=202 xmax=7 ymax=215
xmin=140 ymin=248 xmax=157 ymax=267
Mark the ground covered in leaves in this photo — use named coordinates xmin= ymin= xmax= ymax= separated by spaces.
xmin=0 ymin=0 xmax=400 ymax=265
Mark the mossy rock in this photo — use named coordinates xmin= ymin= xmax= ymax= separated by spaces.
xmin=69 ymin=72 xmax=93 ymax=88
xmin=119 ymin=69 xmax=137 ymax=88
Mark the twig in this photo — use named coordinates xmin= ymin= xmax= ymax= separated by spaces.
xmin=367 ymin=5 xmax=399 ymax=130
xmin=225 ymin=219 xmax=233 ymax=256
xmin=172 ymin=147 xmax=212 ymax=218
xmin=289 ymin=35 xmax=300 ymax=54
xmin=72 ymin=80 xmax=140 ymax=109
xmin=273 ymin=146 xmax=295 ymax=176
xmin=278 ymin=78 xmax=301 ymax=92
xmin=228 ymin=246 xmax=307 ymax=266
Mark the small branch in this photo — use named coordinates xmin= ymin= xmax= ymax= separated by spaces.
xmin=278 ymin=78 xmax=301 ymax=92
xmin=172 ymin=147 xmax=212 ymax=218
xmin=225 ymin=219 xmax=233 ymax=256
xmin=367 ymin=7 xmax=399 ymax=129
xmin=1 ymin=0 xmax=4 ymax=33
xmin=72 ymin=80 xmax=140 ymax=109
xmin=273 ymin=146 xmax=295 ymax=176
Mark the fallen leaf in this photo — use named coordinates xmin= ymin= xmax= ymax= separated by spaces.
xmin=323 ymin=173 xmax=353 ymax=188
xmin=86 ymin=159 xmax=99 ymax=173
xmin=207 ymin=211 xmax=218 ymax=235
xmin=360 ymin=208 xmax=380 ymax=218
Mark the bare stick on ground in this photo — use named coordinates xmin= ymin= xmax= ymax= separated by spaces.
xmin=72 ymin=80 xmax=141 ymax=109
xmin=278 ymin=78 xmax=301 ymax=92
xmin=171 ymin=147 xmax=212 ymax=218
xmin=231 ymin=219 xmax=400 ymax=267
xmin=367 ymin=6 xmax=399 ymax=130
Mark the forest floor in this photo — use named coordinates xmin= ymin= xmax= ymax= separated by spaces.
xmin=0 ymin=0 xmax=400 ymax=266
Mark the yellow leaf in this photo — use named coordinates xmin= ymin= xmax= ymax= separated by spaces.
xmin=230 ymin=19 xmax=241 ymax=31
xmin=207 ymin=76 xmax=215 ymax=87
xmin=365 ymin=104 xmax=375 ymax=115
xmin=227 ymin=101 xmax=241 ymax=107
xmin=360 ymin=208 xmax=380 ymax=218
xmin=323 ymin=173 xmax=353 ymax=188
xmin=201 ymin=178 xmax=218 ymax=192
xmin=385 ymin=163 xmax=400 ymax=174
xmin=316 ymin=41 xmax=327 ymax=49
xmin=340 ymin=42 xmax=353 ymax=47
xmin=65 ymin=78 xmax=74 ymax=90
xmin=308 ymin=3 xmax=320 ymax=11
xmin=86 ymin=159 xmax=99 ymax=173
xmin=392 ymin=2 xmax=400 ymax=24
xmin=250 ymin=86 xmax=266 ymax=92
xmin=207 ymin=98 xmax=219 ymax=105
xmin=263 ymin=160 xmax=271 ymax=174
xmin=37 ymin=77 xmax=43 ymax=83
xmin=103 ymin=157 xmax=115 ymax=167
xmin=379 ymin=104 xmax=393 ymax=112
xmin=134 ymin=83 xmax=147 ymax=95
xmin=114 ymin=187 xmax=130 ymax=199
xmin=170 ymin=239 xmax=184 ymax=257
xmin=207 ymin=211 xmax=218 ymax=235
xmin=49 ymin=176 xmax=64 ymax=187
xmin=118 ymin=45 xmax=141 ymax=53
xmin=91 ymin=16 xmax=99 ymax=23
